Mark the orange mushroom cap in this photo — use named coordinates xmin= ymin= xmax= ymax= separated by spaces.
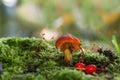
xmin=55 ymin=34 xmax=81 ymax=52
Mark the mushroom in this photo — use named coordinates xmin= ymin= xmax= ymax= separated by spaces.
xmin=55 ymin=34 xmax=84 ymax=66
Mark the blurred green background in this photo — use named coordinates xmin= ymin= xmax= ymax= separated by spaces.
xmin=0 ymin=0 xmax=120 ymax=42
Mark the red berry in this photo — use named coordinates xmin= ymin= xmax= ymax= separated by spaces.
xmin=85 ymin=64 xmax=97 ymax=74
xmin=74 ymin=63 xmax=86 ymax=71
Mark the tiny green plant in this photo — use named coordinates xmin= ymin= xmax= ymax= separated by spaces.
xmin=112 ymin=35 xmax=120 ymax=57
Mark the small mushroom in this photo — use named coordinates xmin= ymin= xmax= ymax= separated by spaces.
xmin=55 ymin=34 xmax=84 ymax=66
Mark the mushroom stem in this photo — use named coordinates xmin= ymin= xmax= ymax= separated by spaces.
xmin=81 ymin=48 xmax=84 ymax=63
xmin=64 ymin=49 xmax=73 ymax=66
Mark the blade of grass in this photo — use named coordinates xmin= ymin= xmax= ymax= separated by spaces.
xmin=112 ymin=35 xmax=120 ymax=56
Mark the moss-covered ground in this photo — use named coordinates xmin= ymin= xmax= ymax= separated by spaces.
xmin=0 ymin=38 xmax=120 ymax=80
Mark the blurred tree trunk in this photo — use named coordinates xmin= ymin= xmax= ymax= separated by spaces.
xmin=0 ymin=3 xmax=6 ymax=37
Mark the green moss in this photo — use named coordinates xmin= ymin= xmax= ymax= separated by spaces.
xmin=52 ymin=69 xmax=84 ymax=80
xmin=0 ymin=37 xmax=120 ymax=80
xmin=73 ymin=51 xmax=109 ymax=67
